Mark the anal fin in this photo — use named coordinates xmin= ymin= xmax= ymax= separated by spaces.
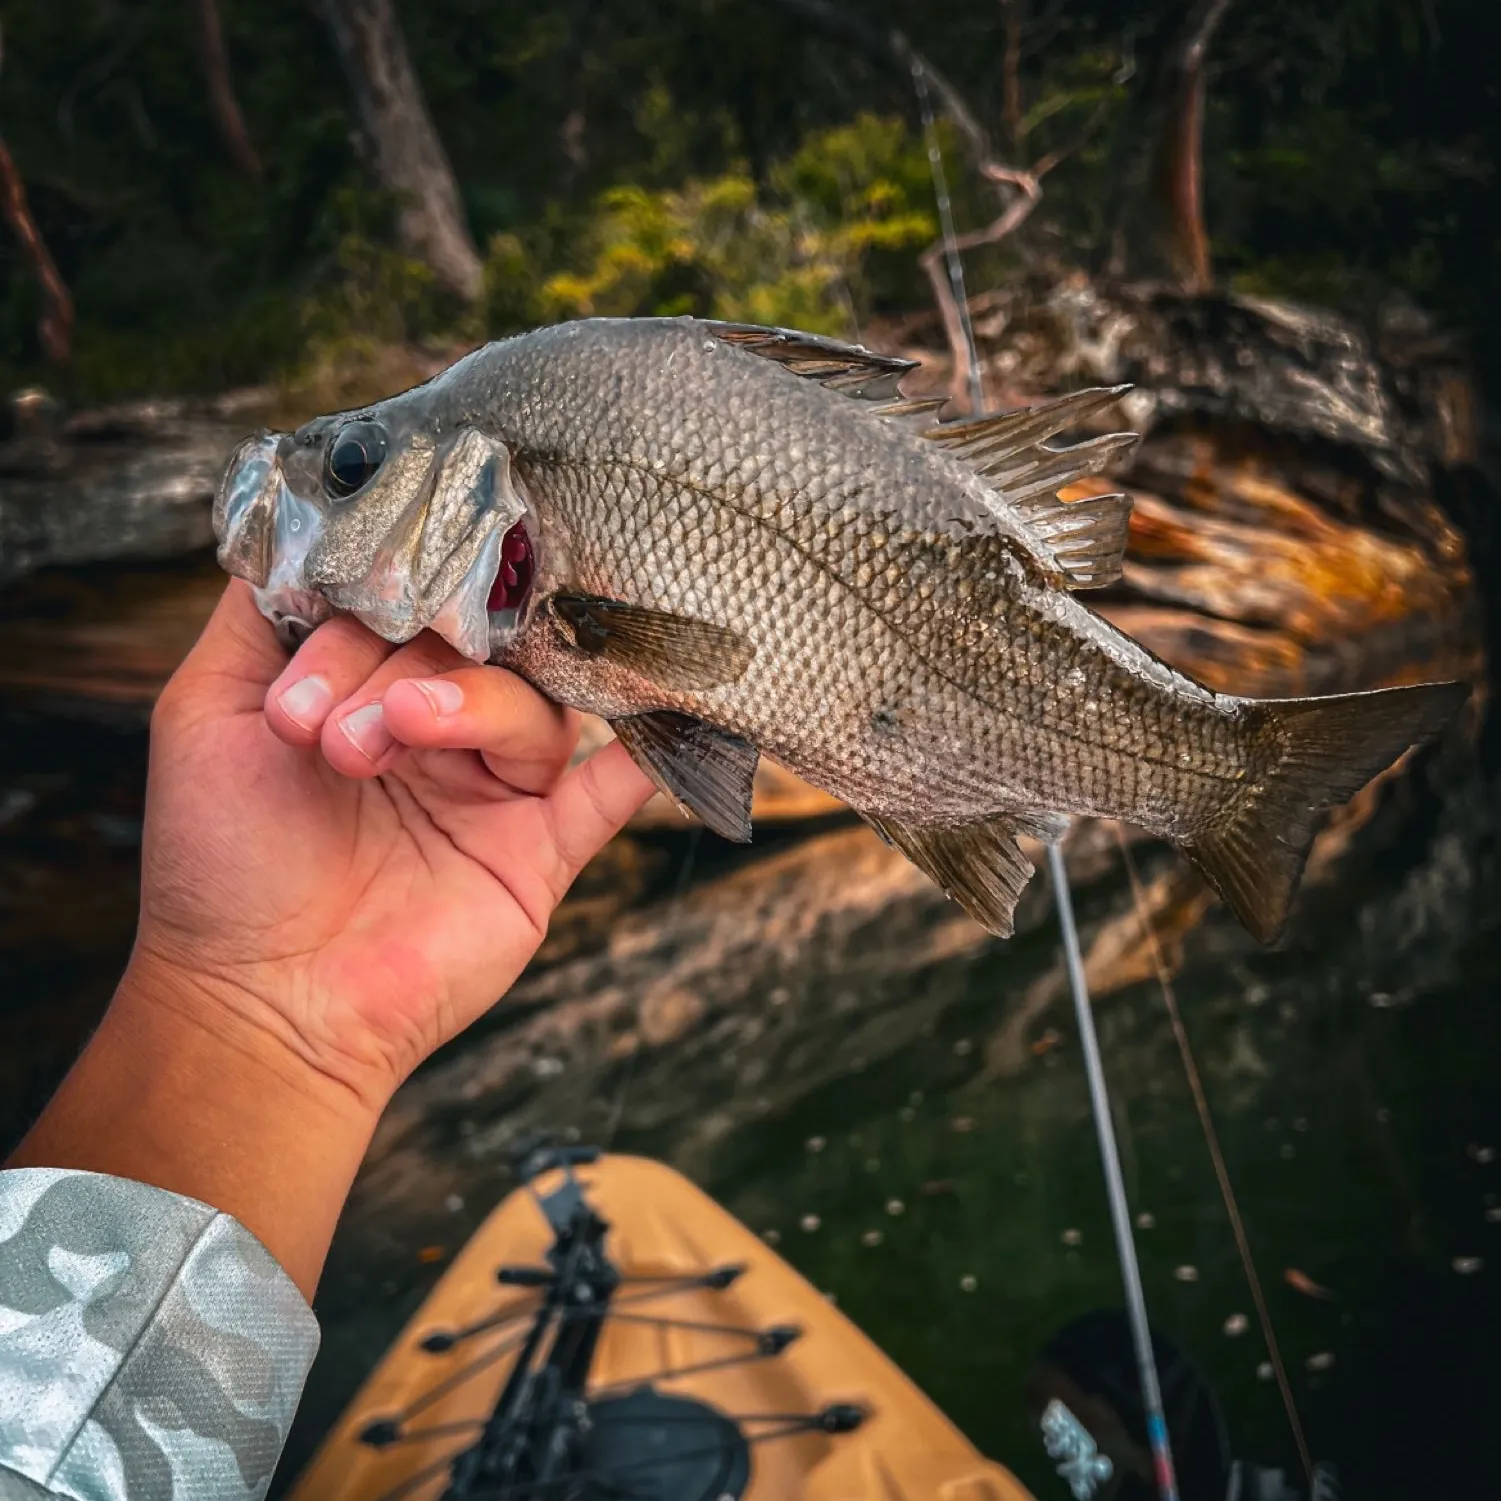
xmin=611 ymin=711 xmax=759 ymax=843
xmin=862 ymin=812 xmax=1044 ymax=937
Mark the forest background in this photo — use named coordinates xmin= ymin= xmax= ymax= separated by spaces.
xmin=1 ymin=0 xmax=1497 ymax=414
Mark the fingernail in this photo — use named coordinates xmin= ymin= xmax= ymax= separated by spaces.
xmin=277 ymin=674 xmax=333 ymax=731
xmin=338 ymin=702 xmax=393 ymax=763
xmin=411 ymin=678 xmax=464 ymax=717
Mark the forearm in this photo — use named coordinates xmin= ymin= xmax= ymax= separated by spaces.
xmin=6 ymin=954 xmax=386 ymax=1301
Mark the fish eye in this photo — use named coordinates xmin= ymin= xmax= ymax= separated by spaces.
xmin=323 ymin=420 xmax=389 ymax=498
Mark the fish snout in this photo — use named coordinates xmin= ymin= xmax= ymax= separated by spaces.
xmin=213 ymin=432 xmax=337 ymax=644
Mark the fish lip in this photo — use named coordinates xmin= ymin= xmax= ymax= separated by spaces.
xmin=214 ymin=432 xmax=281 ymax=585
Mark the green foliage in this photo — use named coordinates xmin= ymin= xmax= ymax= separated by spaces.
xmin=529 ymin=114 xmax=936 ymax=336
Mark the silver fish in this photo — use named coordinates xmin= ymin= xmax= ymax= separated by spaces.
xmin=213 ymin=317 xmax=1467 ymax=942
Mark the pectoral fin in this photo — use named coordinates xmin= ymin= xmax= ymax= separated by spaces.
xmin=612 ymin=711 xmax=759 ymax=842
xmin=550 ymin=594 xmax=755 ymax=691
xmin=862 ymin=812 xmax=1049 ymax=937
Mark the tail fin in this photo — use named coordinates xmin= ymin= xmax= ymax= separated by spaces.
xmin=1181 ymin=680 xmax=1469 ymax=944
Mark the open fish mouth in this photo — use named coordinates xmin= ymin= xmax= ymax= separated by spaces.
xmin=212 ymin=429 xmax=533 ymax=661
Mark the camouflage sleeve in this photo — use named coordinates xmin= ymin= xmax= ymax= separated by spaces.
xmin=0 ymin=1168 xmax=319 ymax=1501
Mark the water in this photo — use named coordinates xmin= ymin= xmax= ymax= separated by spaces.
xmin=1 ymin=694 xmax=1497 ymax=1500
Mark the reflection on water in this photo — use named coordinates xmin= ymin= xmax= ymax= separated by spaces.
xmin=1 ymin=695 xmax=1497 ymax=1501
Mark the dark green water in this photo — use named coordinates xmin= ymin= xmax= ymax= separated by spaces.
xmin=707 ymin=899 xmax=1501 ymax=1497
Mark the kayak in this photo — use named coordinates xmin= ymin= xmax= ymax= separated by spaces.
xmin=287 ymin=1142 xmax=1038 ymax=1501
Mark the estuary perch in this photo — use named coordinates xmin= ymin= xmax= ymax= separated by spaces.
xmin=213 ymin=317 xmax=1467 ymax=943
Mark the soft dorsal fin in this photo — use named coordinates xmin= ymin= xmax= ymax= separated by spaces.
xmin=702 ymin=320 xmax=919 ymax=402
xmin=921 ymin=386 xmax=1139 ymax=591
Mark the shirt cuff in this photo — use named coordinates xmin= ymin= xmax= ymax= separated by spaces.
xmin=0 ymin=1168 xmax=319 ymax=1501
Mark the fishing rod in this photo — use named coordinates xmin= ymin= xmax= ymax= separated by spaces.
xmin=913 ymin=61 xmax=1182 ymax=1501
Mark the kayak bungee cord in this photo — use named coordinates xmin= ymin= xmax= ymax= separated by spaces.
xmin=355 ymin=1138 xmax=867 ymax=1501
xmin=915 ymin=67 xmax=1182 ymax=1501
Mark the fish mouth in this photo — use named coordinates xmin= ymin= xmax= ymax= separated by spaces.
xmin=213 ymin=429 xmax=535 ymax=662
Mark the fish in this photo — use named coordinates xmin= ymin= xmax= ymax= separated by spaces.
xmin=212 ymin=316 xmax=1468 ymax=943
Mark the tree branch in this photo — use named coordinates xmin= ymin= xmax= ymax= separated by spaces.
xmin=192 ymin=0 xmax=263 ymax=181
xmin=1000 ymin=0 xmax=1024 ymax=152
xmin=0 ymin=28 xmax=74 ymax=365
xmin=316 ymin=0 xmax=483 ymax=302
xmin=0 ymin=141 xmax=73 ymax=365
xmin=765 ymin=0 xmax=1115 ymax=403
xmin=1156 ymin=0 xmax=1235 ymax=291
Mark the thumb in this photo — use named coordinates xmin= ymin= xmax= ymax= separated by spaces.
xmin=170 ymin=579 xmax=289 ymax=712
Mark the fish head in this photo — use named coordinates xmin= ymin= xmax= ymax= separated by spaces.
xmin=212 ymin=393 xmax=539 ymax=661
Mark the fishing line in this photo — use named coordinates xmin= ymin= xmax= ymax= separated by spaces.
xmin=913 ymin=61 xmax=985 ymax=414
xmin=914 ymin=60 xmax=1180 ymax=1500
xmin=1114 ymin=828 xmax=1315 ymax=1491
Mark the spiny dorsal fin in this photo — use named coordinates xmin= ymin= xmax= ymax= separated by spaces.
xmin=987 ymin=430 xmax=1141 ymax=500
xmin=862 ymin=811 xmax=1047 ymax=937
xmin=611 ymin=711 xmax=759 ymax=843
xmin=921 ymin=385 xmax=1133 ymax=458
xmin=702 ymin=320 xmax=918 ymax=402
xmin=869 ymin=396 xmax=950 ymax=430
xmin=549 ymin=593 xmax=755 ymax=691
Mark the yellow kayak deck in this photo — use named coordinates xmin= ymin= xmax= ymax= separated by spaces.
xmin=289 ymin=1153 xmax=1036 ymax=1500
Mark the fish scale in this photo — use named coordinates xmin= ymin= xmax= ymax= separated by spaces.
xmin=212 ymin=315 xmax=1467 ymax=942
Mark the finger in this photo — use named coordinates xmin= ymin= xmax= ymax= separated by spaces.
xmin=263 ymin=616 xmax=398 ymax=748
xmin=319 ymin=632 xmax=468 ymax=778
xmin=382 ymin=668 xmax=578 ymax=796
xmin=166 ymin=581 xmax=289 ymax=719
xmin=538 ymin=739 xmax=656 ymax=900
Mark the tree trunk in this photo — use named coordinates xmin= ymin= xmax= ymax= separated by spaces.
xmin=316 ymin=0 xmax=483 ymax=303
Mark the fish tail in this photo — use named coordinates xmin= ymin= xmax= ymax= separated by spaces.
xmin=1178 ymin=680 xmax=1468 ymax=944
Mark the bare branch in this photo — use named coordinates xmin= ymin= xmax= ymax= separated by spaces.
xmin=192 ymin=0 xmax=263 ymax=181
xmin=765 ymin=0 xmax=1116 ymax=403
xmin=1000 ymin=0 xmax=1024 ymax=152
xmin=920 ymin=180 xmax=1040 ymax=403
xmin=920 ymin=96 xmax=1112 ymax=404
xmin=0 ymin=138 xmax=74 ymax=364
xmin=1156 ymin=0 xmax=1235 ymax=291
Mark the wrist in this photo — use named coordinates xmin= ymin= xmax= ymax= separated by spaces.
xmin=8 ymin=949 xmax=389 ymax=1299
xmin=125 ymin=928 xmax=410 ymax=1119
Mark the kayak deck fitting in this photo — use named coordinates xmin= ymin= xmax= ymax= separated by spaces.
xmin=288 ymin=1138 xmax=1037 ymax=1501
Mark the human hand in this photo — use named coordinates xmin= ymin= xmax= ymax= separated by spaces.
xmin=136 ymin=578 xmax=654 ymax=1110
xmin=9 ymin=580 xmax=652 ymax=1295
